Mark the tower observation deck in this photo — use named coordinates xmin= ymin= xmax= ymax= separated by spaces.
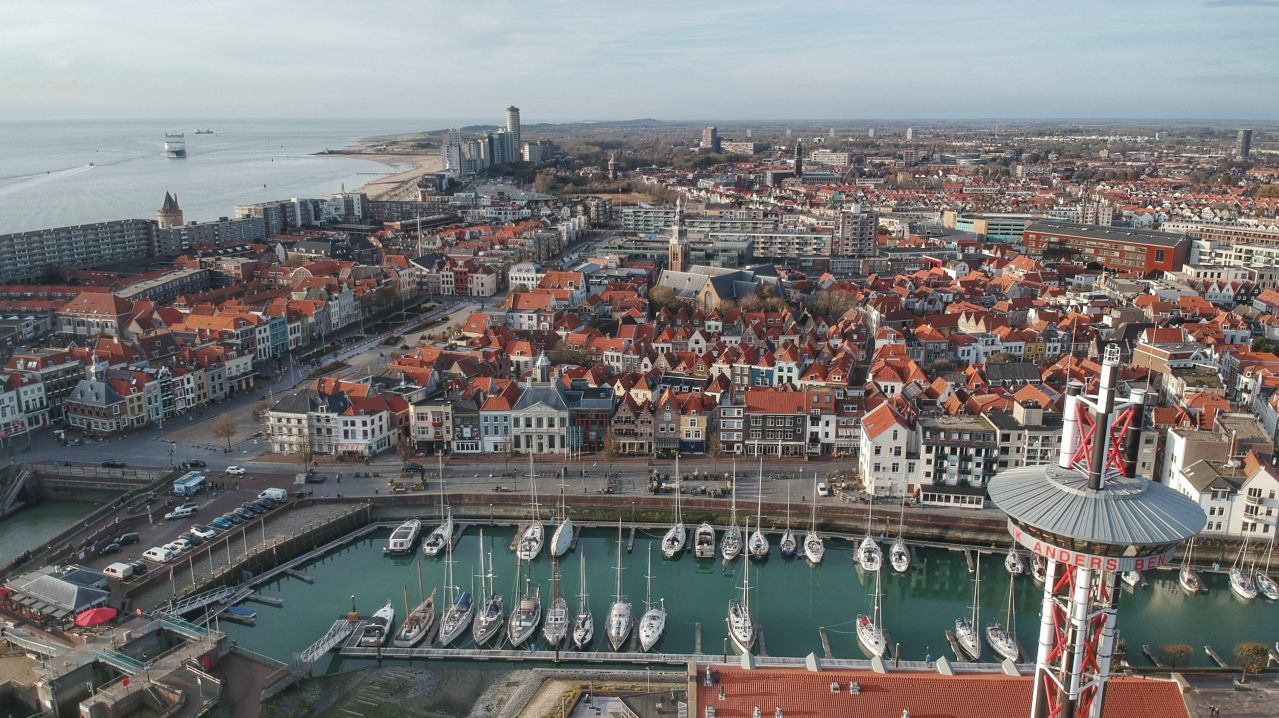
xmin=988 ymin=344 xmax=1205 ymax=718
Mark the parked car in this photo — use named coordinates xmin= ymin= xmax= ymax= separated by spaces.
xmin=190 ymin=525 xmax=216 ymax=540
xmin=165 ymin=541 xmax=190 ymax=556
xmin=128 ymin=560 xmax=149 ymax=575
xmin=116 ymin=532 xmax=141 ymax=545
xmin=185 ymin=459 xmax=207 ymax=468
xmin=239 ymin=502 xmax=263 ymax=515
xmin=98 ymin=542 xmax=121 ymax=556
xmin=101 ymin=460 xmax=127 ymax=469
xmin=233 ymin=508 xmax=254 ymax=521
xmin=142 ymin=547 xmax=174 ymax=564
xmin=178 ymin=532 xmax=203 ymax=546
xmin=223 ymin=512 xmax=244 ymax=525
xmin=257 ymin=497 xmax=278 ymax=509
xmin=210 ymin=517 xmax=233 ymax=530
xmin=164 ymin=505 xmax=197 ymax=520
xmin=225 ymin=466 xmax=247 ymax=476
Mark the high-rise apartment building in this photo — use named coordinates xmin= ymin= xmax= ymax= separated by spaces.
xmin=868 ymin=127 xmax=875 ymax=138
xmin=1237 ymin=128 xmax=1253 ymax=160
xmin=506 ymin=106 xmax=521 ymax=152
xmin=700 ymin=126 xmax=720 ymax=152
xmin=0 ymin=220 xmax=155 ymax=284
xmin=835 ymin=205 xmax=878 ymax=259
xmin=905 ymin=127 xmax=915 ymax=140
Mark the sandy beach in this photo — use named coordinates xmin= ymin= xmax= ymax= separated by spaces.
xmin=320 ymin=150 xmax=444 ymax=200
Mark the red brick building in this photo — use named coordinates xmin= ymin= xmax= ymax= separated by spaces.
xmin=1022 ymin=221 xmax=1188 ymax=275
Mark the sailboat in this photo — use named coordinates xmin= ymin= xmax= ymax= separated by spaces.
xmin=436 ymin=523 xmax=473 ymax=647
xmin=1229 ymin=539 xmax=1258 ymax=600
xmin=954 ymin=552 xmax=982 ymax=660
xmin=858 ymin=497 xmax=882 ymax=572
xmin=516 ymin=453 xmax=544 ymax=561
xmin=572 ymin=549 xmax=594 ymax=650
xmin=803 ymin=474 xmax=824 ymax=564
xmin=720 ymin=461 xmax=742 ymax=562
xmin=779 ymin=485 xmax=797 ymax=558
xmin=1004 ymin=547 xmax=1026 ymax=577
xmin=661 ymin=454 xmax=687 ymax=559
xmin=889 ymin=498 xmax=909 ymax=573
xmin=507 ymin=555 xmax=542 ymax=647
xmin=1255 ymin=536 xmax=1279 ymax=600
xmin=550 ymin=477 xmax=574 ymax=558
xmin=542 ymin=558 xmax=568 ymax=647
xmin=472 ymin=531 xmax=505 ymax=646
xmin=638 ymin=546 xmax=666 ymax=652
xmin=856 ymin=562 xmax=886 ymax=658
xmin=986 ymin=569 xmax=1020 ymax=662
xmin=727 ymin=516 xmax=757 ymax=654
xmin=748 ymin=457 xmax=769 ymax=560
xmin=393 ymin=559 xmax=436 ymax=648
xmin=1121 ymin=570 xmax=1143 ymax=589
xmin=606 ymin=519 xmax=633 ymax=651
xmin=422 ymin=469 xmax=452 ymax=557
xmin=1179 ymin=537 xmax=1203 ymax=595
xmin=1031 ymin=554 xmax=1047 ymax=584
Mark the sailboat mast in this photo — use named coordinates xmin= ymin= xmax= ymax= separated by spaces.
xmin=730 ymin=460 xmax=737 ymax=526
xmin=645 ymin=545 xmax=654 ymax=611
xmin=972 ymin=553 xmax=981 ymax=630
xmin=742 ymin=516 xmax=751 ymax=612
xmin=615 ymin=520 xmax=623 ymax=602
xmin=675 ymin=453 xmax=681 ymax=524
xmin=756 ymin=456 xmax=763 ymax=524
xmin=417 ymin=556 xmax=425 ymax=604
xmin=811 ymin=471 xmax=817 ymax=529
xmin=579 ymin=549 xmax=588 ymax=609
xmin=403 ymin=583 xmax=410 ymax=619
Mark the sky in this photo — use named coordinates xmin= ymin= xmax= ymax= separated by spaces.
xmin=2 ymin=0 xmax=1278 ymax=122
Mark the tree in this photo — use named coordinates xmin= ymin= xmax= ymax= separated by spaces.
xmin=1234 ymin=642 xmax=1269 ymax=681
xmin=986 ymin=352 xmax=1016 ymax=365
xmin=253 ymin=401 xmax=271 ymax=422
xmin=533 ymin=169 xmax=557 ymax=194
xmin=604 ymin=427 xmax=621 ymax=459
xmin=548 ymin=346 xmax=594 ymax=368
xmin=806 ymin=291 xmax=853 ymax=322
xmin=396 ymin=436 xmax=417 ymax=464
xmin=212 ymin=415 xmax=238 ymax=452
xmin=1252 ymin=336 xmax=1278 ymax=353
xmin=648 ymin=285 xmax=684 ymax=314
xmin=1159 ymin=644 xmax=1193 ymax=668
xmin=706 ymin=431 xmax=724 ymax=459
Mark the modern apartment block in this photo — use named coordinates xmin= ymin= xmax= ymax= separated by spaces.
xmin=1022 ymin=221 xmax=1189 ymax=274
xmin=0 ymin=220 xmax=154 ymax=284
xmin=834 ymin=206 xmax=878 ymax=259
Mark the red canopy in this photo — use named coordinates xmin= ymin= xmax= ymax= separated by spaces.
xmin=74 ymin=607 xmax=117 ymax=627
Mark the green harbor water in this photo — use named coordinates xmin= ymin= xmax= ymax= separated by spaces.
xmin=0 ymin=501 xmax=100 ymax=565
xmin=220 ymin=525 xmax=1278 ymax=672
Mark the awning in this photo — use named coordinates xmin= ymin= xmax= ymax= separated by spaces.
xmin=75 ymin=607 xmax=117 ymax=627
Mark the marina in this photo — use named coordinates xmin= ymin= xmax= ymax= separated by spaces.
xmin=212 ymin=521 xmax=1279 ymax=673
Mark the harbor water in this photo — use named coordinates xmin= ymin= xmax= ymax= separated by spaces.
xmin=221 ymin=525 xmax=1277 ymax=672
xmin=0 ymin=501 xmax=100 ymax=565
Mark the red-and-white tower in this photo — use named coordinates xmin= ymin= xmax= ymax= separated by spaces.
xmin=989 ymin=344 xmax=1205 ymax=718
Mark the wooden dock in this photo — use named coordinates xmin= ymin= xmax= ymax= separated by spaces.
xmin=286 ymin=569 xmax=315 ymax=584
xmin=246 ymin=595 xmax=284 ymax=608
xmin=1141 ymin=644 xmax=1162 ymax=667
xmin=758 ymin=626 xmax=767 ymax=657
xmin=964 ymin=550 xmax=976 ymax=574
xmin=627 ymin=527 xmax=637 ymax=553
xmin=694 ymin=623 xmax=702 ymax=654
xmin=1204 ymin=645 xmax=1228 ymax=668
xmin=820 ymin=628 xmax=833 ymax=659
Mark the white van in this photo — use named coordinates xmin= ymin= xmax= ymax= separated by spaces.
xmin=258 ymin=488 xmax=288 ymax=503
xmin=103 ymin=562 xmax=135 ymax=581
xmin=142 ymin=547 xmax=174 ymax=564
xmin=164 ymin=504 xmax=198 ymax=520
xmin=817 ymin=482 xmax=830 ymax=497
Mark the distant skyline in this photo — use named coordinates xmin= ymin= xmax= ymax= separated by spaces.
xmin=4 ymin=1 xmax=1278 ymax=122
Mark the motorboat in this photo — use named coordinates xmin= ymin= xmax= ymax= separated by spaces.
xmin=1179 ymin=537 xmax=1203 ymax=595
xmin=779 ymin=485 xmax=797 ymax=559
xmin=1121 ymin=570 xmax=1142 ymax=589
xmin=638 ymin=546 xmax=666 ymax=652
xmin=721 ymin=461 xmax=742 ymax=562
xmin=695 ymin=522 xmax=716 ymax=560
xmin=727 ymin=517 xmax=756 ymax=654
xmin=222 ymin=605 xmax=256 ymax=625
xmin=1005 ymin=548 xmax=1026 ymax=577
xmin=384 ymin=519 xmax=422 ymax=555
xmin=986 ymin=569 xmax=1020 ymax=662
xmin=550 ymin=480 xmax=574 ymax=558
xmin=858 ymin=536 xmax=882 ymax=573
xmin=1229 ymin=540 xmax=1257 ymax=600
xmin=954 ymin=554 xmax=981 ymax=660
xmin=1031 ymin=554 xmax=1047 ymax=584
xmin=542 ymin=560 xmax=568 ymax=648
xmin=606 ymin=520 xmax=633 ymax=651
xmin=393 ymin=559 xmax=435 ymax=648
xmin=748 ymin=458 xmax=769 ymax=560
xmin=472 ymin=533 xmax=504 ymax=646
xmin=357 ymin=601 xmax=395 ymax=647
xmin=856 ymin=566 xmax=886 ymax=658
xmin=437 ymin=526 xmax=473 ymax=646
xmin=517 ymin=454 xmax=544 ymax=561
xmin=661 ymin=455 xmax=686 ymax=559
xmin=572 ymin=550 xmax=594 ymax=650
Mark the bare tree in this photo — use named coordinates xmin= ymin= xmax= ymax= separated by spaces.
xmin=212 ymin=415 xmax=238 ymax=452
xmin=1235 ymin=642 xmax=1269 ymax=681
xmin=1158 ymin=644 xmax=1192 ymax=668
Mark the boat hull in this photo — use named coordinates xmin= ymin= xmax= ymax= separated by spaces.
xmin=986 ymin=623 xmax=1019 ymax=662
xmin=639 ymin=610 xmax=665 ymax=652
xmin=606 ymin=603 xmax=632 ymax=651
xmin=661 ymin=524 xmax=686 ymax=559
xmin=1256 ymin=573 xmax=1279 ymax=601
xmin=720 ymin=529 xmax=742 ymax=562
xmin=572 ymin=612 xmax=594 ymax=650
xmin=694 ymin=524 xmax=716 ymax=559
xmin=804 ymin=533 xmax=825 ymax=565
xmin=472 ymin=598 xmax=504 ymax=646
xmin=779 ymin=530 xmax=796 ymax=558
xmin=856 ymin=615 xmax=885 ymax=658
xmin=516 ymin=523 xmax=544 ymax=562
xmin=421 ymin=524 xmax=450 ymax=557
xmin=858 ymin=537 xmax=883 ymax=573
xmin=889 ymin=539 xmax=910 ymax=573
xmin=550 ymin=519 xmax=574 ymax=557
xmin=1230 ymin=569 xmax=1258 ymax=600
xmin=1178 ymin=568 xmax=1202 ymax=595
xmin=954 ymin=618 xmax=980 ymax=661
xmin=726 ymin=602 xmax=755 ymax=654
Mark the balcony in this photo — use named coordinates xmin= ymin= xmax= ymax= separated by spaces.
xmin=1246 ymin=493 xmax=1264 ymax=506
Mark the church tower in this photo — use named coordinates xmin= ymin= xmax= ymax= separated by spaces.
xmin=667 ymin=194 xmax=687 ymax=272
xmin=157 ymin=191 xmax=183 ymax=229
xmin=793 ymin=139 xmax=804 ymax=178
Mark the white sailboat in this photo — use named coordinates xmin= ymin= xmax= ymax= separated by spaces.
xmin=572 ymin=549 xmax=594 ymax=650
xmin=1179 ymin=537 xmax=1203 ymax=595
xmin=720 ymin=460 xmax=742 ymax=562
xmin=542 ymin=558 xmax=568 ymax=647
xmin=437 ymin=524 xmax=473 ymax=647
xmin=472 ymin=532 xmax=504 ymax=646
xmin=748 ymin=457 xmax=769 ymax=560
xmin=803 ymin=472 xmax=824 ymax=565
xmin=889 ymin=498 xmax=909 ymax=573
xmin=856 ymin=563 xmax=886 ymax=658
xmin=858 ymin=497 xmax=882 ymax=572
xmin=393 ymin=559 xmax=435 ymax=648
xmin=423 ymin=468 xmax=452 ymax=557
xmin=516 ymin=453 xmax=544 ymax=561
xmin=1255 ymin=535 xmax=1279 ymax=601
xmin=550 ymin=477 xmax=574 ymax=558
xmin=506 ymin=556 xmax=542 ymax=648
xmin=779 ymin=484 xmax=797 ymax=558
xmin=1230 ymin=539 xmax=1258 ymax=600
xmin=986 ymin=570 xmax=1020 ymax=662
xmin=1004 ymin=547 xmax=1026 ymax=577
xmin=638 ymin=546 xmax=666 ymax=652
xmin=606 ymin=519 xmax=633 ymax=651
xmin=727 ymin=516 xmax=757 ymax=654
xmin=661 ymin=454 xmax=687 ymax=559
xmin=954 ymin=553 xmax=982 ymax=661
